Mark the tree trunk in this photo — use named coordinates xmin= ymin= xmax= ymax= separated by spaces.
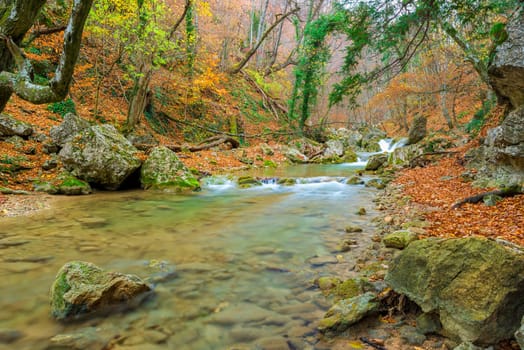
xmin=440 ymin=83 xmax=453 ymax=129
xmin=0 ymin=0 xmax=93 ymax=113
xmin=127 ymin=68 xmax=152 ymax=130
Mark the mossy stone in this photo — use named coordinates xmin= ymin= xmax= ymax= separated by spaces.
xmin=383 ymin=230 xmax=418 ymax=249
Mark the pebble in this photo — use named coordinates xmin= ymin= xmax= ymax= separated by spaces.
xmin=255 ymin=336 xmax=290 ymax=350
xmin=207 ymin=303 xmax=275 ymax=325
xmin=76 ymin=217 xmax=109 ymax=228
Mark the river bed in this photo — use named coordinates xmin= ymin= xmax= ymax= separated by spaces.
xmin=0 ymin=164 xmax=378 ymax=350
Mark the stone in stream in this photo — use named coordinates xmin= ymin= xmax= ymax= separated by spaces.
xmin=365 ymin=153 xmax=388 ymax=171
xmin=318 ymin=292 xmax=380 ymax=333
xmin=308 ymin=255 xmax=339 ymax=267
xmin=385 ymin=237 xmax=524 ymax=345
xmin=0 ymin=329 xmax=23 ymax=344
xmin=50 ymin=261 xmax=152 ymax=320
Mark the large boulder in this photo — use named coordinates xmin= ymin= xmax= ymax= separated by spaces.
xmin=488 ymin=8 xmax=524 ymax=109
xmin=323 ymin=139 xmax=344 ymax=158
xmin=466 ymin=107 xmax=524 ymax=186
xmin=59 ymin=124 xmax=142 ymax=190
xmin=407 ymin=115 xmax=427 ymax=145
xmin=0 ymin=114 xmax=33 ymax=138
xmin=49 ymin=113 xmax=90 ymax=147
xmin=365 ymin=153 xmax=388 ymax=171
xmin=385 ymin=237 xmax=524 ymax=345
xmin=388 ymin=144 xmax=424 ymax=166
xmin=50 ymin=261 xmax=152 ymax=320
xmin=359 ymin=127 xmax=387 ymax=152
xmin=140 ymin=146 xmax=200 ymax=192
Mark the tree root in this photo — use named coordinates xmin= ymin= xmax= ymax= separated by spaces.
xmin=451 ymin=185 xmax=523 ymax=209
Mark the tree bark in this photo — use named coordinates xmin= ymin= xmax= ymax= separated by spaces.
xmin=0 ymin=0 xmax=94 ymax=113
xmin=126 ymin=67 xmax=152 ymax=130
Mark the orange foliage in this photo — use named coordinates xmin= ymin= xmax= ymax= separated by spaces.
xmin=395 ymin=157 xmax=524 ymax=246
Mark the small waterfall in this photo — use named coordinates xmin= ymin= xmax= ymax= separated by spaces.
xmin=378 ymin=138 xmax=408 ymax=153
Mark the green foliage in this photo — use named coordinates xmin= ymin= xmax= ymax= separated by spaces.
xmin=490 ymin=22 xmax=508 ymax=45
xmin=27 ymin=47 xmax=42 ymax=55
xmin=466 ymin=99 xmax=494 ymax=135
xmin=47 ymin=98 xmax=77 ymax=117
xmin=186 ymin=0 xmax=197 ymax=73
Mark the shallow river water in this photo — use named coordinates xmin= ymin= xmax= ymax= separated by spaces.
xmin=0 ymin=164 xmax=378 ymax=350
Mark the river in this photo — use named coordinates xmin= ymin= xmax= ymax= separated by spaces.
xmin=0 ymin=163 xmax=379 ymax=350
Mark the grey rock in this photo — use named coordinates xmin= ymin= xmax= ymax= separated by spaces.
xmin=399 ymin=325 xmax=426 ymax=345
xmin=260 ymin=143 xmax=274 ymax=156
xmin=488 ymin=9 xmax=524 ymax=109
xmin=42 ymin=158 xmax=58 ymax=170
xmin=365 ymin=153 xmax=388 ymax=171
xmin=453 ymin=342 xmax=487 ymax=350
xmin=324 ymin=139 xmax=345 ymax=158
xmin=140 ymin=146 xmax=200 ymax=192
xmin=284 ymin=146 xmax=309 ymax=163
xmin=59 ymin=124 xmax=142 ymax=190
xmin=389 ymin=144 xmax=424 ymax=166
xmin=385 ymin=237 xmax=524 ymax=345
xmin=126 ymin=131 xmax=159 ymax=150
xmin=0 ymin=114 xmax=33 ymax=137
xmin=49 ymin=113 xmax=90 ymax=147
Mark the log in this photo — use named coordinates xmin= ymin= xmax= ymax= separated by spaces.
xmin=136 ymin=135 xmax=240 ymax=153
xmin=451 ymin=186 xmax=522 ymax=209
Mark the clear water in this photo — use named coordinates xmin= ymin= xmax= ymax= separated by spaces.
xmin=0 ymin=164 xmax=378 ymax=350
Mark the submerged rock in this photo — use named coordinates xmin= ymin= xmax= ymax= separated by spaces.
xmin=318 ymin=292 xmax=379 ymax=333
xmin=50 ymin=261 xmax=152 ymax=320
xmin=140 ymin=146 xmax=200 ymax=192
xmin=59 ymin=124 xmax=142 ymax=190
xmin=385 ymin=237 xmax=524 ymax=345
xmin=237 ymin=176 xmax=262 ymax=188
xmin=34 ymin=173 xmax=92 ymax=195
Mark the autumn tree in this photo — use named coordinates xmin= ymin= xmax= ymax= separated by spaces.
xmin=0 ymin=0 xmax=93 ymax=114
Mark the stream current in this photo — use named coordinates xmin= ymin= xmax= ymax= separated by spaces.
xmin=0 ymin=164 xmax=379 ymax=350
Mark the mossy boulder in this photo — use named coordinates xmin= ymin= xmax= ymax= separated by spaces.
xmin=346 ymin=176 xmax=364 ymax=185
xmin=385 ymin=237 xmax=524 ymax=345
xmin=383 ymin=230 xmax=418 ymax=249
xmin=50 ymin=261 xmax=151 ymax=321
xmin=366 ymin=178 xmax=385 ymax=189
xmin=318 ymin=292 xmax=380 ymax=334
xmin=59 ymin=124 xmax=142 ymax=190
xmin=237 ymin=176 xmax=262 ymax=188
xmin=365 ymin=154 xmax=388 ymax=171
xmin=277 ymin=177 xmax=296 ymax=186
xmin=140 ymin=146 xmax=200 ymax=192
xmin=388 ymin=144 xmax=424 ymax=166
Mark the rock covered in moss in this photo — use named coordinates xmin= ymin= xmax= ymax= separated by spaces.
xmin=385 ymin=237 xmax=524 ymax=345
xmin=365 ymin=154 xmax=388 ymax=171
xmin=140 ymin=146 xmax=200 ymax=192
xmin=366 ymin=178 xmax=385 ymax=189
xmin=50 ymin=261 xmax=151 ymax=320
xmin=383 ymin=230 xmax=418 ymax=249
xmin=237 ymin=176 xmax=262 ymax=188
xmin=0 ymin=114 xmax=33 ymax=138
xmin=59 ymin=124 xmax=142 ymax=190
xmin=34 ymin=173 xmax=92 ymax=195
xmin=318 ymin=292 xmax=379 ymax=333
xmin=346 ymin=176 xmax=364 ymax=185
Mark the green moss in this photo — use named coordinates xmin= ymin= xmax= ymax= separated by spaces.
xmin=50 ymin=271 xmax=71 ymax=317
xmin=277 ymin=178 xmax=296 ymax=186
xmin=238 ymin=176 xmax=262 ymax=188
xmin=263 ymin=159 xmax=277 ymax=168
